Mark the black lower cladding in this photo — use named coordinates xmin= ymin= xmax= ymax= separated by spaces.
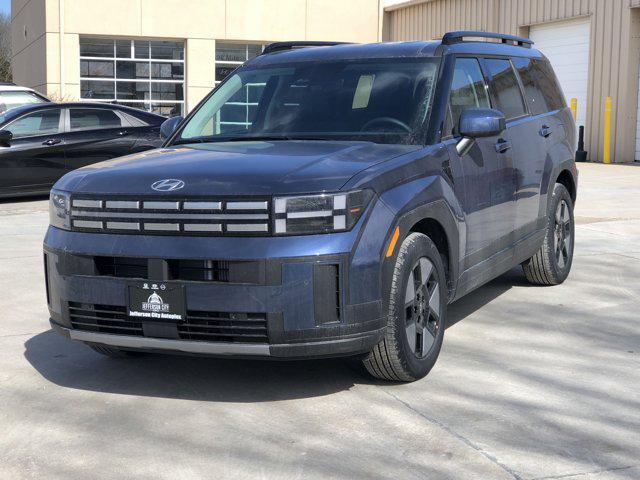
xmin=68 ymin=302 xmax=269 ymax=343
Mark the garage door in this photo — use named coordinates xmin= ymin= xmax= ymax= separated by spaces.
xmin=530 ymin=18 xmax=590 ymax=132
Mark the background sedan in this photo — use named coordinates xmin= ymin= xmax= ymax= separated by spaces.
xmin=0 ymin=102 xmax=166 ymax=198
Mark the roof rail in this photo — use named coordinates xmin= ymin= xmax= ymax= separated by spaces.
xmin=262 ymin=41 xmax=351 ymax=55
xmin=442 ymin=31 xmax=534 ymax=48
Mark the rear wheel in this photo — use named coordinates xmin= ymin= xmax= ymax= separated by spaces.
xmin=87 ymin=343 xmax=142 ymax=358
xmin=363 ymin=232 xmax=446 ymax=382
xmin=522 ymin=183 xmax=575 ymax=285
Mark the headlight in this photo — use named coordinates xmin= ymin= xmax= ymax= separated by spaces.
xmin=273 ymin=189 xmax=373 ymax=235
xmin=49 ymin=190 xmax=71 ymax=231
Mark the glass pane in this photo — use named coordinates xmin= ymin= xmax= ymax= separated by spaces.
xmin=151 ymin=83 xmax=183 ymax=101
xmin=149 ymin=102 xmax=183 ymax=117
xmin=116 ymin=40 xmax=132 ymax=58
xmin=81 ymin=80 xmax=115 ymax=99
xmin=134 ymin=41 xmax=150 ymax=59
xmin=8 ymin=110 xmax=61 ymax=138
xmin=70 ymin=109 xmax=122 ymax=131
xmin=81 ymin=60 xmax=114 ymax=78
xmin=449 ymin=58 xmax=491 ymax=133
xmin=116 ymin=101 xmax=149 ymax=113
xmin=485 ymin=59 xmax=527 ymax=119
xmin=150 ymin=41 xmax=184 ymax=60
xmin=512 ymin=57 xmax=548 ymax=115
xmin=116 ymin=61 xmax=150 ymax=79
xmin=216 ymin=42 xmax=247 ymax=62
xmin=247 ymin=44 xmax=263 ymax=59
xmin=532 ymin=59 xmax=566 ymax=111
xmin=215 ymin=64 xmax=237 ymax=82
xmin=150 ymin=62 xmax=184 ymax=80
xmin=80 ymin=38 xmax=114 ymax=58
xmin=0 ymin=91 xmax=47 ymax=114
xmin=116 ymin=81 xmax=150 ymax=101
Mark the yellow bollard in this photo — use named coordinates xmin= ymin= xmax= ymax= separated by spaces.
xmin=603 ymin=96 xmax=612 ymax=164
xmin=570 ymin=98 xmax=577 ymax=120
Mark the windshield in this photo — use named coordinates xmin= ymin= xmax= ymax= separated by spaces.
xmin=0 ymin=91 xmax=47 ymax=115
xmin=176 ymin=58 xmax=439 ymax=145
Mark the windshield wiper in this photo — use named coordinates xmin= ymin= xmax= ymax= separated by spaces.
xmin=173 ymin=135 xmax=329 ymax=145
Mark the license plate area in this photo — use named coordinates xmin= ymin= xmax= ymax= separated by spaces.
xmin=127 ymin=281 xmax=186 ymax=322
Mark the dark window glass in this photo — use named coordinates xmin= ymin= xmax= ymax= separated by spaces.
xmin=151 ymin=83 xmax=184 ymax=101
xmin=512 ymin=57 xmax=548 ymax=115
xmin=116 ymin=61 xmax=149 ymax=79
xmin=531 ymin=59 xmax=566 ymax=111
xmin=80 ymin=80 xmax=115 ymax=99
xmin=8 ymin=110 xmax=61 ymax=138
xmin=116 ymin=82 xmax=150 ymax=101
xmin=216 ymin=64 xmax=237 ymax=82
xmin=80 ymin=38 xmax=113 ymax=58
xmin=445 ymin=57 xmax=490 ymax=136
xmin=484 ymin=58 xmax=527 ymax=119
xmin=150 ymin=62 xmax=184 ymax=80
xmin=150 ymin=41 xmax=184 ymax=60
xmin=149 ymin=103 xmax=183 ymax=117
xmin=81 ymin=60 xmax=114 ymax=78
xmin=216 ymin=43 xmax=247 ymax=62
xmin=116 ymin=40 xmax=132 ymax=58
xmin=134 ymin=41 xmax=150 ymax=59
xmin=69 ymin=109 xmax=122 ymax=131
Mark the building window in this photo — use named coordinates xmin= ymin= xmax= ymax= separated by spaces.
xmin=80 ymin=37 xmax=185 ymax=117
xmin=215 ymin=42 xmax=265 ymax=131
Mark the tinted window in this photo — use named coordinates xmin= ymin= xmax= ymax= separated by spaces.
xmin=7 ymin=110 xmax=61 ymax=138
xmin=484 ymin=58 xmax=527 ymax=119
xmin=512 ymin=57 xmax=549 ymax=115
xmin=444 ymin=57 xmax=490 ymax=136
xmin=69 ymin=109 xmax=122 ymax=131
xmin=531 ymin=59 xmax=566 ymax=111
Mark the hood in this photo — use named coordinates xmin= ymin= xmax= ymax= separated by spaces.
xmin=56 ymin=141 xmax=418 ymax=196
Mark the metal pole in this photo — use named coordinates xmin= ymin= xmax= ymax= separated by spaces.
xmin=570 ymin=98 xmax=577 ymax=120
xmin=603 ymin=96 xmax=612 ymax=164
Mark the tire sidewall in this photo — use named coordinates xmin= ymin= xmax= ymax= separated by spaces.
xmin=390 ymin=233 xmax=447 ymax=379
xmin=544 ymin=184 xmax=575 ymax=283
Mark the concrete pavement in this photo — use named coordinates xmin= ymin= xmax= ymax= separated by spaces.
xmin=0 ymin=162 xmax=638 ymax=479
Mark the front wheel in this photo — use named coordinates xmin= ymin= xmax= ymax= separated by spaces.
xmin=363 ymin=232 xmax=446 ymax=382
xmin=522 ymin=183 xmax=575 ymax=285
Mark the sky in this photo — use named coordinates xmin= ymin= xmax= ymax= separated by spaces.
xmin=0 ymin=0 xmax=9 ymax=16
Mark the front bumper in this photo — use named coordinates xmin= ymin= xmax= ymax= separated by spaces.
xmin=43 ymin=209 xmax=395 ymax=358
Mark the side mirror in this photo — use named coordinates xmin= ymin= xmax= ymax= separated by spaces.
xmin=0 ymin=129 xmax=12 ymax=147
xmin=160 ymin=116 xmax=183 ymax=140
xmin=456 ymin=108 xmax=505 ymax=156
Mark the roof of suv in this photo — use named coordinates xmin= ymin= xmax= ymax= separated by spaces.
xmin=250 ymin=35 xmax=546 ymax=68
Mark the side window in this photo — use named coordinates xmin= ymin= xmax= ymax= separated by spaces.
xmin=69 ymin=108 xmax=123 ymax=131
xmin=531 ymin=59 xmax=566 ymax=111
xmin=512 ymin=57 xmax=549 ymax=115
xmin=445 ymin=57 xmax=491 ymax=137
xmin=6 ymin=109 xmax=61 ymax=139
xmin=484 ymin=58 xmax=527 ymax=120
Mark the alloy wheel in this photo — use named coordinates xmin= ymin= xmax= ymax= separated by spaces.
xmin=404 ymin=257 xmax=441 ymax=359
xmin=554 ymin=199 xmax=572 ymax=270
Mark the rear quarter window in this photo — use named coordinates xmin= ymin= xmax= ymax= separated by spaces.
xmin=69 ymin=108 xmax=123 ymax=131
xmin=512 ymin=57 xmax=549 ymax=115
xmin=530 ymin=59 xmax=566 ymax=111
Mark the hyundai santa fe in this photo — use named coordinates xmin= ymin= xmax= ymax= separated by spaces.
xmin=44 ymin=32 xmax=578 ymax=381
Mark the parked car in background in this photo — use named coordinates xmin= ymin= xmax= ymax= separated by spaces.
xmin=0 ymin=83 xmax=51 ymax=114
xmin=0 ymin=102 xmax=166 ymax=198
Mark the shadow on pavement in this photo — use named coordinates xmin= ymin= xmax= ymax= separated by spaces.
xmin=23 ymin=269 xmax=523 ymax=402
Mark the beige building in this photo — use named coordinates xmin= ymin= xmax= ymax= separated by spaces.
xmin=11 ymin=0 xmax=382 ymax=116
xmin=11 ymin=0 xmax=640 ymax=162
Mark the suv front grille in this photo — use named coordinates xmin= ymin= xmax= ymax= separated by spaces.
xmin=68 ymin=302 xmax=268 ymax=343
xmin=70 ymin=196 xmax=271 ymax=235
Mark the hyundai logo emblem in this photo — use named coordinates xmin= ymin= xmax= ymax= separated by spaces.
xmin=151 ymin=179 xmax=185 ymax=192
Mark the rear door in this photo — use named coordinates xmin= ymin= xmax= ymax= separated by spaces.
xmin=482 ymin=57 xmax=535 ymax=245
xmin=63 ymin=107 xmax=137 ymax=171
xmin=0 ymin=107 xmax=66 ymax=190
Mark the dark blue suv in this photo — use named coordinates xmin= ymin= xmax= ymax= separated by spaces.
xmin=44 ymin=32 xmax=578 ymax=381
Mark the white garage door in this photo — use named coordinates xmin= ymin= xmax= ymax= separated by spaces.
xmin=530 ymin=18 xmax=590 ymax=132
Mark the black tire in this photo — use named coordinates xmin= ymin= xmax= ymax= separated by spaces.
xmin=87 ymin=343 xmax=141 ymax=358
xmin=522 ymin=183 xmax=575 ymax=285
xmin=363 ymin=232 xmax=447 ymax=382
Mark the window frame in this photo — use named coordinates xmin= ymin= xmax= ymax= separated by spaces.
xmin=479 ymin=55 xmax=530 ymax=122
xmin=79 ymin=37 xmax=185 ymax=116
xmin=3 ymin=107 xmax=65 ymax=140
xmin=442 ymin=55 xmax=493 ymax=140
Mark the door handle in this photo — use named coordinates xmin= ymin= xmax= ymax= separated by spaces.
xmin=539 ymin=125 xmax=552 ymax=138
xmin=117 ymin=130 xmax=130 ymax=136
xmin=42 ymin=139 xmax=62 ymax=146
xmin=494 ymin=139 xmax=511 ymax=153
